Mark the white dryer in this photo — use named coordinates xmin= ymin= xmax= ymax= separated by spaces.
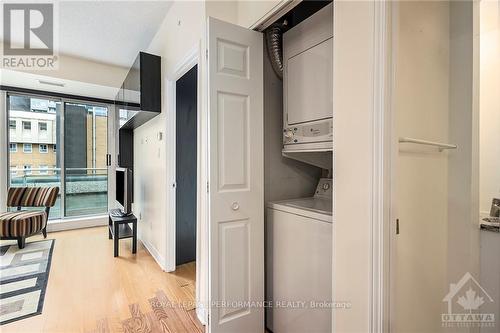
xmin=282 ymin=3 xmax=333 ymax=152
xmin=266 ymin=178 xmax=332 ymax=333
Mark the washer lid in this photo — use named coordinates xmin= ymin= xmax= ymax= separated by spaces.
xmin=267 ymin=197 xmax=332 ymax=223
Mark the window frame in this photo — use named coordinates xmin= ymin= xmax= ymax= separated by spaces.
xmin=9 ymin=143 xmax=17 ymax=152
xmin=22 ymin=121 xmax=31 ymax=131
xmin=9 ymin=120 xmax=16 ymax=130
xmin=39 ymin=144 xmax=48 ymax=153
xmin=23 ymin=143 xmax=32 ymax=153
xmin=38 ymin=122 xmax=48 ymax=132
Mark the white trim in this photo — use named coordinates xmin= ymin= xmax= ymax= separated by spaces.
xmin=371 ymin=1 xmax=392 ymax=332
xmin=388 ymin=2 xmax=400 ymax=330
xmin=196 ymin=305 xmax=207 ymax=326
xmin=165 ymin=45 xmax=199 ymax=273
xmin=47 ymin=215 xmax=107 ymax=232
xmin=140 ymin=235 xmax=167 ymax=271
xmin=250 ymin=0 xmax=302 ymax=31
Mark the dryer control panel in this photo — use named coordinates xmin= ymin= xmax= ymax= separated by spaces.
xmin=283 ymin=119 xmax=333 ymax=146
xmin=314 ymin=178 xmax=332 ymax=199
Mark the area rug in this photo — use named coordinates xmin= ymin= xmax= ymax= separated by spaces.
xmin=0 ymin=239 xmax=55 ymax=325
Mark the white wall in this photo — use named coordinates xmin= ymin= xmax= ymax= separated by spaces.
xmin=133 ymin=0 xmax=206 ymax=268
xmin=479 ymin=0 xmax=500 ymax=215
xmin=132 ymin=0 xmax=208 ymax=323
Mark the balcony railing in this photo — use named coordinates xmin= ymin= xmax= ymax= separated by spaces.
xmin=9 ymin=167 xmax=108 ymax=218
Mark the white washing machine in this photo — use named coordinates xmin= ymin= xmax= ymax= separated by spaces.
xmin=266 ymin=178 xmax=332 ymax=333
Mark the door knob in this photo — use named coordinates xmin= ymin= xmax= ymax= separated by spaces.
xmin=231 ymin=202 xmax=240 ymax=211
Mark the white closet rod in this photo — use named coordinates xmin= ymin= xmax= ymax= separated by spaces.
xmin=398 ymin=137 xmax=458 ymax=151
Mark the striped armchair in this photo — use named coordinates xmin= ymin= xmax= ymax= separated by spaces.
xmin=0 ymin=187 xmax=59 ymax=249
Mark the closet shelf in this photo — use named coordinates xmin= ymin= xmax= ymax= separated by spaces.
xmin=398 ymin=137 xmax=457 ymax=151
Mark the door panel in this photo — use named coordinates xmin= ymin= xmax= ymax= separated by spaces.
xmin=207 ymin=17 xmax=264 ymax=332
xmin=176 ymin=65 xmax=198 ymax=266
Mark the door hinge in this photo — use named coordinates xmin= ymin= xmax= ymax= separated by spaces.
xmin=207 ymin=182 xmax=209 ymax=193
xmin=396 ymin=219 xmax=400 ymax=235
xmin=206 ymin=49 xmax=208 ymax=59
xmin=106 ymin=153 xmax=111 ymax=166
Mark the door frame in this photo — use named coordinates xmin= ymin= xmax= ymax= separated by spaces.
xmin=165 ymin=44 xmax=200 ymax=272
xmin=372 ymin=1 xmax=393 ymax=331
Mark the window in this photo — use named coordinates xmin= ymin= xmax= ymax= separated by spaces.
xmin=39 ymin=165 xmax=48 ymax=175
xmin=23 ymin=143 xmax=32 ymax=153
xmin=23 ymin=165 xmax=32 ymax=175
xmin=7 ymin=94 xmax=109 ymax=220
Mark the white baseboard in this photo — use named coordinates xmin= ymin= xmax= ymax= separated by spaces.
xmin=47 ymin=215 xmax=107 ymax=232
xmin=196 ymin=306 xmax=207 ymax=326
xmin=140 ymin=236 xmax=166 ymax=271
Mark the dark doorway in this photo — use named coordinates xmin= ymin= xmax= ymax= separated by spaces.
xmin=175 ymin=65 xmax=198 ymax=266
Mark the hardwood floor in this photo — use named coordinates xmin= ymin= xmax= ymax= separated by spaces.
xmin=0 ymin=226 xmax=204 ymax=333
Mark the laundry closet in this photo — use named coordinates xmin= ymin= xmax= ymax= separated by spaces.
xmin=261 ymin=2 xmax=333 ymax=332
xmin=202 ymin=2 xmax=333 ymax=331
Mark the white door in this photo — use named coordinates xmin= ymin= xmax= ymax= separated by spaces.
xmin=207 ymin=17 xmax=264 ymax=332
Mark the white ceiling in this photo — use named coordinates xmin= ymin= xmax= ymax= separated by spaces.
xmin=58 ymin=1 xmax=172 ymax=67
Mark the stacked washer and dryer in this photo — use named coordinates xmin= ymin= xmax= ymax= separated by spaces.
xmin=266 ymin=3 xmax=333 ymax=333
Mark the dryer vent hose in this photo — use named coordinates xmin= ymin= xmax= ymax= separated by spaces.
xmin=265 ymin=23 xmax=285 ymax=80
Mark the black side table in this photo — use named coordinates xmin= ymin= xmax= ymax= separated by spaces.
xmin=108 ymin=211 xmax=137 ymax=257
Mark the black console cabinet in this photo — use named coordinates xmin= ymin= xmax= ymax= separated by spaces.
xmin=116 ymin=52 xmax=161 ymax=128
xmin=116 ymin=52 xmax=161 ymax=169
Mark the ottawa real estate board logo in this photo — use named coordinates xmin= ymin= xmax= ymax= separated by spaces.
xmin=442 ymin=272 xmax=495 ymax=328
xmin=2 ymin=2 xmax=58 ymax=69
